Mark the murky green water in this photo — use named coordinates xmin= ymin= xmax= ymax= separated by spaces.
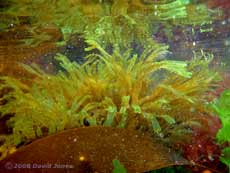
xmin=0 ymin=1 xmax=229 ymax=173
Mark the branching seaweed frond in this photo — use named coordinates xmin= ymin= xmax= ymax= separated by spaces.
xmin=0 ymin=40 xmax=219 ymax=159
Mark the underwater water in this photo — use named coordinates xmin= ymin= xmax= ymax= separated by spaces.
xmin=0 ymin=0 xmax=230 ymax=173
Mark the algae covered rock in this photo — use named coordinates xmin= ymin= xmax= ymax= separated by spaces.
xmin=0 ymin=127 xmax=189 ymax=173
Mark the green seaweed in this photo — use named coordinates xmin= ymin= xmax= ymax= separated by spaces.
xmin=1 ymin=0 xmax=220 ymax=48
xmin=212 ymin=89 xmax=230 ymax=143
xmin=221 ymin=147 xmax=230 ymax=167
xmin=112 ymin=159 xmax=127 ymax=173
xmin=211 ymin=89 xmax=230 ymax=168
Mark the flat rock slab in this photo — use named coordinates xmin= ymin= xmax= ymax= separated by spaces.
xmin=0 ymin=127 xmax=188 ymax=173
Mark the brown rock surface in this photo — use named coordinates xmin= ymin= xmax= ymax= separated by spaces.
xmin=0 ymin=127 xmax=188 ymax=173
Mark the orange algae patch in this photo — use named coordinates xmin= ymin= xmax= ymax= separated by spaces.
xmin=202 ymin=170 xmax=212 ymax=173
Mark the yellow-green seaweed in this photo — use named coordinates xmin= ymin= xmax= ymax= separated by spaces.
xmin=0 ymin=40 xmax=219 ymax=160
